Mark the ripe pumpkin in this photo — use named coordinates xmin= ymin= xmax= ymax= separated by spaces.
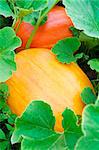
xmin=6 ymin=48 xmax=93 ymax=132
xmin=15 ymin=6 xmax=73 ymax=52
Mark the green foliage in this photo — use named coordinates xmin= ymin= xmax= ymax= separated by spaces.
xmin=0 ymin=27 xmax=21 ymax=82
xmin=12 ymin=101 xmax=82 ymax=150
xmin=16 ymin=0 xmax=47 ymax=10
xmin=88 ymin=59 xmax=99 ymax=72
xmin=63 ymin=109 xmax=83 ymax=150
xmin=0 ymin=83 xmax=17 ymax=150
xmin=11 ymin=101 xmax=56 ymax=144
xmin=63 ymin=0 xmax=99 ymax=38
xmin=21 ymin=135 xmax=65 ymax=150
xmin=75 ymin=99 xmax=99 ymax=150
xmin=81 ymin=87 xmax=96 ymax=104
xmin=52 ymin=37 xmax=81 ymax=64
xmin=0 ymin=0 xmax=14 ymax=17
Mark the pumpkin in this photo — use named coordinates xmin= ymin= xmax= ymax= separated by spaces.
xmin=15 ymin=6 xmax=73 ymax=52
xmin=6 ymin=48 xmax=93 ymax=132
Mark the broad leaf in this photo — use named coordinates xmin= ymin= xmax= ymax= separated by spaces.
xmin=52 ymin=37 xmax=81 ymax=64
xmin=11 ymin=101 xmax=56 ymax=144
xmin=81 ymin=87 xmax=96 ymax=104
xmin=75 ymin=100 xmax=99 ymax=150
xmin=21 ymin=134 xmax=65 ymax=150
xmin=88 ymin=59 xmax=99 ymax=72
xmin=63 ymin=0 xmax=99 ymax=38
xmin=0 ymin=27 xmax=21 ymax=82
xmin=62 ymin=109 xmax=82 ymax=150
xmin=0 ymin=0 xmax=14 ymax=17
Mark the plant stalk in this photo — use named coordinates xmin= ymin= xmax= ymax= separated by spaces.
xmin=25 ymin=0 xmax=60 ymax=49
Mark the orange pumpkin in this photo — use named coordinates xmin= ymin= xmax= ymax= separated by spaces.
xmin=7 ymin=48 xmax=93 ymax=132
xmin=15 ymin=6 xmax=73 ymax=52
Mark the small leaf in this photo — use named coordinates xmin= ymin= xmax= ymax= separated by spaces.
xmin=52 ymin=37 xmax=81 ymax=64
xmin=88 ymin=59 xmax=99 ymax=72
xmin=0 ymin=129 xmax=6 ymax=140
xmin=62 ymin=109 xmax=82 ymax=150
xmin=0 ymin=0 xmax=14 ymax=17
xmin=0 ymin=27 xmax=21 ymax=82
xmin=21 ymin=134 xmax=65 ymax=150
xmin=75 ymin=101 xmax=99 ymax=150
xmin=81 ymin=87 xmax=96 ymax=105
xmin=63 ymin=0 xmax=99 ymax=38
xmin=11 ymin=101 xmax=56 ymax=144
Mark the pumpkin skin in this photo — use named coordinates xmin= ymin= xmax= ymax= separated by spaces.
xmin=6 ymin=48 xmax=93 ymax=132
xmin=15 ymin=6 xmax=73 ymax=52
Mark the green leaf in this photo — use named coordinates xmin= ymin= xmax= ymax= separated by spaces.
xmin=11 ymin=101 xmax=56 ymax=144
xmin=24 ymin=11 xmax=48 ymax=26
xmin=63 ymin=0 xmax=99 ymax=38
xmin=0 ymin=129 xmax=6 ymax=140
xmin=52 ymin=37 xmax=81 ymax=64
xmin=75 ymin=136 xmax=99 ymax=150
xmin=79 ymin=32 xmax=99 ymax=50
xmin=88 ymin=59 xmax=99 ymax=72
xmin=62 ymin=109 xmax=82 ymax=150
xmin=23 ymin=0 xmax=56 ymax=26
xmin=0 ymin=141 xmax=9 ymax=150
xmin=15 ymin=0 xmax=33 ymax=9
xmin=75 ymin=101 xmax=99 ymax=150
xmin=0 ymin=27 xmax=21 ymax=82
xmin=32 ymin=0 xmax=48 ymax=11
xmin=81 ymin=87 xmax=96 ymax=105
xmin=0 ymin=0 xmax=14 ymax=17
xmin=16 ymin=0 xmax=47 ymax=10
xmin=21 ymin=134 xmax=65 ymax=150
xmin=70 ymin=27 xmax=80 ymax=38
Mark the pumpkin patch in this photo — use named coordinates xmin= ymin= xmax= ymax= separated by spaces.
xmin=0 ymin=0 xmax=98 ymax=149
xmin=7 ymin=48 xmax=93 ymax=131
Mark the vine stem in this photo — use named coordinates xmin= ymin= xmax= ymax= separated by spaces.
xmin=25 ymin=0 xmax=60 ymax=49
xmin=25 ymin=12 xmax=41 ymax=49
xmin=15 ymin=18 xmax=23 ymax=34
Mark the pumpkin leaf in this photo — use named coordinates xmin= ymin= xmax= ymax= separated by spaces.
xmin=63 ymin=0 xmax=99 ymax=38
xmin=16 ymin=0 xmax=47 ymax=10
xmin=79 ymin=32 xmax=99 ymax=50
xmin=52 ymin=37 xmax=81 ymax=64
xmin=81 ymin=87 xmax=96 ymax=105
xmin=21 ymin=134 xmax=65 ymax=150
xmin=0 ymin=0 xmax=14 ymax=17
xmin=11 ymin=101 xmax=56 ymax=144
xmin=75 ymin=99 xmax=99 ymax=150
xmin=0 ymin=27 xmax=21 ymax=82
xmin=0 ymin=129 xmax=6 ymax=140
xmin=12 ymin=100 xmax=83 ymax=149
xmin=62 ymin=108 xmax=83 ymax=150
xmin=0 ymin=141 xmax=9 ymax=150
xmin=88 ymin=59 xmax=99 ymax=72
